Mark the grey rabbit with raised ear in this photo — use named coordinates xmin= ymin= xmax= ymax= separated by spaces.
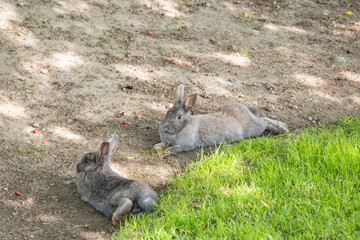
xmin=76 ymin=134 xmax=158 ymax=224
xmin=154 ymin=85 xmax=289 ymax=154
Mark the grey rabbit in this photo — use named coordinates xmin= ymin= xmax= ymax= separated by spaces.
xmin=154 ymin=85 xmax=289 ymax=154
xmin=76 ymin=134 xmax=158 ymax=224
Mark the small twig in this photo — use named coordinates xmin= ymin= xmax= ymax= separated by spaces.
xmin=259 ymin=200 xmax=270 ymax=209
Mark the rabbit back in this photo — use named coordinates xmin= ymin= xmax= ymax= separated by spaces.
xmin=217 ymin=103 xmax=267 ymax=138
xmin=196 ymin=104 xmax=266 ymax=146
xmin=162 ymin=103 xmax=267 ymax=149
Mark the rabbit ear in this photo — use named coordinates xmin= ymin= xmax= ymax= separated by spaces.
xmin=99 ymin=142 xmax=110 ymax=161
xmin=175 ymin=85 xmax=184 ymax=105
xmin=106 ymin=134 xmax=118 ymax=155
xmin=184 ymin=93 xmax=197 ymax=112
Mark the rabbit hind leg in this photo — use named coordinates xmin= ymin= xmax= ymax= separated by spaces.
xmin=112 ymin=198 xmax=133 ymax=224
xmin=263 ymin=117 xmax=289 ymax=134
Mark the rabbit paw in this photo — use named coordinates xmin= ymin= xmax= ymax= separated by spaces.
xmin=153 ymin=142 xmax=166 ymax=150
xmin=164 ymin=145 xmax=188 ymax=154
xmin=163 ymin=150 xmax=173 ymax=157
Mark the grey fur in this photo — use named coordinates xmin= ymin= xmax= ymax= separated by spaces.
xmin=154 ymin=85 xmax=289 ymax=154
xmin=76 ymin=134 xmax=158 ymax=224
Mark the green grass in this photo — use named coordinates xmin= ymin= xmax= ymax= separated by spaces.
xmin=113 ymin=116 xmax=360 ymax=239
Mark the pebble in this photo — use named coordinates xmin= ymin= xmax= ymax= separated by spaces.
xmin=41 ymin=69 xmax=49 ymax=74
xmin=333 ymin=56 xmax=346 ymax=63
xmin=32 ymin=122 xmax=40 ymax=128
xmin=25 ymin=44 xmax=32 ymax=48
xmin=308 ymin=116 xmax=313 ymax=121
xmin=229 ymin=78 xmax=236 ymax=82
xmin=3 ymin=187 xmax=8 ymax=191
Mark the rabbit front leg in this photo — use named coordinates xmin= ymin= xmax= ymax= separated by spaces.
xmin=164 ymin=144 xmax=195 ymax=154
xmin=112 ymin=198 xmax=133 ymax=224
xmin=153 ymin=141 xmax=167 ymax=150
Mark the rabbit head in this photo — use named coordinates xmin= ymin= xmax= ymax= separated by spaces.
xmin=161 ymin=85 xmax=197 ymax=134
xmin=77 ymin=134 xmax=118 ymax=173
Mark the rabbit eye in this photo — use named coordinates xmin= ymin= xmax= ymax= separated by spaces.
xmin=177 ymin=115 xmax=182 ymax=119
xmin=85 ymin=159 xmax=89 ymax=163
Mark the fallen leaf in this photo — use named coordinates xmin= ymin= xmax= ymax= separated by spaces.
xmin=126 ymin=157 xmax=135 ymax=160
xmin=344 ymin=11 xmax=353 ymax=15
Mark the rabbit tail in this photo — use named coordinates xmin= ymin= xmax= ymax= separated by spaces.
xmin=138 ymin=196 xmax=157 ymax=212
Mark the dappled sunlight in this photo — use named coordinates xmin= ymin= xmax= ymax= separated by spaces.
xmin=52 ymin=126 xmax=84 ymax=141
xmin=140 ymin=0 xmax=183 ymax=17
xmin=201 ymin=77 xmax=234 ymax=96
xmin=219 ymin=183 xmax=261 ymax=198
xmin=274 ymin=45 xmax=293 ymax=54
xmin=78 ymin=231 xmax=106 ymax=240
xmin=222 ymin=1 xmax=245 ymax=13
xmin=40 ymin=214 xmax=62 ymax=223
xmin=0 ymin=2 xmax=18 ymax=30
xmin=331 ymin=29 xmax=356 ymax=38
xmin=210 ymin=52 xmax=251 ymax=67
xmin=0 ymin=96 xmax=29 ymax=119
xmin=312 ymin=90 xmax=342 ymax=104
xmin=141 ymin=101 xmax=167 ymax=112
xmin=48 ymin=52 xmax=85 ymax=70
xmin=0 ymin=2 xmax=39 ymax=47
xmin=19 ymin=51 xmax=85 ymax=87
xmin=350 ymin=96 xmax=360 ymax=107
xmin=293 ymin=73 xmax=328 ymax=87
xmin=264 ymin=23 xmax=308 ymax=35
xmin=54 ymin=0 xmax=89 ymax=13
xmin=3 ymin=196 xmax=34 ymax=208
xmin=341 ymin=70 xmax=360 ymax=83
xmin=325 ymin=22 xmax=360 ymax=37
xmin=113 ymin=63 xmax=166 ymax=82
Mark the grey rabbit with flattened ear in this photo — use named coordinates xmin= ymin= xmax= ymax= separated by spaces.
xmin=154 ymin=85 xmax=289 ymax=154
xmin=76 ymin=134 xmax=158 ymax=224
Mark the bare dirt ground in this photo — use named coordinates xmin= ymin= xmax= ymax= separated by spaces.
xmin=0 ymin=0 xmax=359 ymax=239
